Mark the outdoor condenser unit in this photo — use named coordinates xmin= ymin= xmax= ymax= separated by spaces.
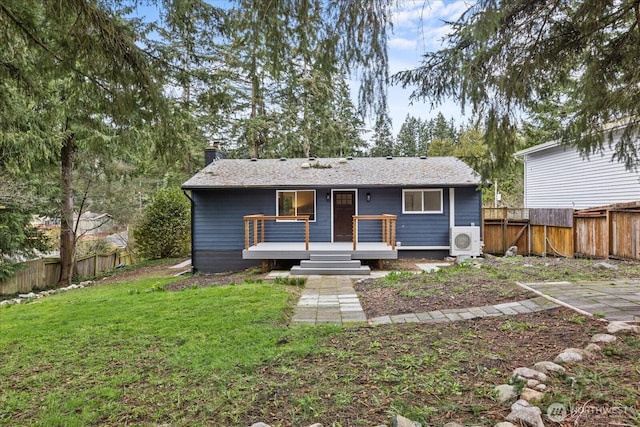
xmin=450 ymin=226 xmax=481 ymax=257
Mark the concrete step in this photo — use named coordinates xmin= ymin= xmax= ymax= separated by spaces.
xmin=309 ymin=253 xmax=352 ymax=261
xmin=290 ymin=265 xmax=371 ymax=276
xmin=300 ymin=260 xmax=363 ymax=269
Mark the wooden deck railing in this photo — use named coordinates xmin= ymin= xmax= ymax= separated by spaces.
xmin=243 ymin=214 xmax=310 ymax=250
xmin=352 ymin=214 xmax=397 ymax=250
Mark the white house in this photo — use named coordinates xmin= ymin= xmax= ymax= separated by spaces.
xmin=515 ymin=127 xmax=640 ymax=209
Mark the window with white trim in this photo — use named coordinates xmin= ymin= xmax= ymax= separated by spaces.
xmin=402 ymin=189 xmax=443 ymax=214
xmin=277 ymin=190 xmax=315 ymax=221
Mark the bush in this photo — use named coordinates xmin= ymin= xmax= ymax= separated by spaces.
xmin=133 ymin=188 xmax=190 ymax=259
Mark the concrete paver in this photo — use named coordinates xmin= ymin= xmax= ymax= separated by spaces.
xmin=283 ymin=270 xmax=640 ymax=326
xmin=521 ymin=279 xmax=640 ymax=322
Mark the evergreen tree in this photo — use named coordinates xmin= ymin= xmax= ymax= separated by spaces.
xmin=1 ymin=1 xmax=169 ymax=284
xmin=394 ymin=0 xmax=640 ymax=170
xmin=370 ymin=114 xmax=394 ymax=157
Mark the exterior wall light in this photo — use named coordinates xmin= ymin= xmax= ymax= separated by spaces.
xmin=366 ymin=192 xmax=371 ymax=202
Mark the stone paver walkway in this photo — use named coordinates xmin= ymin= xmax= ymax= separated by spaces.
xmin=520 ymin=279 xmax=640 ymax=322
xmin=288 ymin=274 xmax=560 ymax=326
xmin=286 ymin=273 xmax=640 ymax=326
xmin=290 ymin=275 xmax=368 ymax=324
xmin=369 ymin=296 xmax=558 ymax=325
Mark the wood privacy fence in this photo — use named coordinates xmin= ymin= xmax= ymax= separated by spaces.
xmin=0 ymin=250 xmax=132 ymax=295
xmin=483 ymin=202 xmax=640 ymax=260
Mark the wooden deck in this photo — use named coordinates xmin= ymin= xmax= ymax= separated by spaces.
xmin=242 ymin=242 xmax=398 ymax=260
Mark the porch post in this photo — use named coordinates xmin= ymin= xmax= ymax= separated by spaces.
xmin=253 ymin=218 xmax=258 ymax=247
xmin=244 ymin=218 xmax=249 ymax=249
xmin=352 ymin=217 xmax=357 ymax=250
xmin=304 ymin=217 xmax=309 ymax=250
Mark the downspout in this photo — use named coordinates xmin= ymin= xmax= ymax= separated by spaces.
xmin=183 ymin=190 xmax=196 ymax=274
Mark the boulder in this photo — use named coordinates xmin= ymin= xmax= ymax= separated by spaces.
xmin=494 ymin=384 xmax=517 ymax=403
xmin=533 ymin=361 xmax=566 ymax=375
xmin=520 ymin=387 xmax=545 ymax=402
xmin=590 ymin=333 xmax=617 ymax=344
xmin=505 ymin=405 xmax=545 ymax=427
xmin=607 ymin=321 xmax=640 ymax=334
xmin=392 ymin=414 xmax=421 ymax=427
xmin=512 ymin=367 xmax=547 ymax=383
xmin=504 ymin=246 xmax=518 ymax=257
xmin=593 ymin=261 xmax=618 ymax=270
xmin=584 ymin=343 xmax=601 ymax=354
xmin=554 ymin=350 xmax=583 ymax=364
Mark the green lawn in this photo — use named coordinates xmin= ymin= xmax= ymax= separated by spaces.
xmin=2 ymin=265 xmax=639 ymax=427
xmin=0 ymin=275 xmax=324 ymax=426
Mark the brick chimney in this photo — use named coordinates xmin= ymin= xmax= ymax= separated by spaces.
xmin=204 ymin=144 xmax=225 ymax=166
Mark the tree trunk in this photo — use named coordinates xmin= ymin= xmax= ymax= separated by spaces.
xmin=59 ymin=132 xmax=75 ymax=285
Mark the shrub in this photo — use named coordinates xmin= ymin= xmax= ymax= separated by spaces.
xmin=133 ymin=187 xmax=190 ymax=259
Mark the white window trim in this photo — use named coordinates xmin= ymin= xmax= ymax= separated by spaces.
xmin=402 ymin=188 xmax=444 ymax=214
xmin=276 ymin=190 xmax=317 ymax=222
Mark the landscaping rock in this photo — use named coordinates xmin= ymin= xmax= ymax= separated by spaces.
xmin=250 ymin=423 xmax=271 ymax=427
xmin=512 ymin=367 xmax=547 ymax=383
xmin=607 ymin=321 xmax=640 ymax=334
xmin=533 ymin=361 xmax=566 ymax=375
xmin=593 ymin=261 xmax=618 ymax=271
xmin=504 ymin=246 xmax=518 ymax=257
xmin=520 ymin=387 xmax=545 ymax=402
xmin=505 ymin=405 xmax=545 ymax=427
xmin=494 ymin=384 xmax=517 ymax=403
xmin=584 ymin=343 xmax=601 ymax=354
xmin=494 ymin=423 xmax=517 ymax=427
xmin=554 ymin=350 xmax=583 ymax=364
xmin=443 ymin=423 xmax=466 ymax=427
xmin=565 ymin=347 xmax=594 ymax=358
xmin=392 ymin=414 xmax=422 ymax=427
xmin=525 ymin=379 xmax=540 ymax=389
xmin=533 ymin=384 xmax=546 ymax=392
xmin=591 ymin=333 xmax=617 ymax=344
xmin=511 ymin=399 xmax=533 ymax=412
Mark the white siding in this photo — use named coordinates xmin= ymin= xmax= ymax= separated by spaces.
xmin=523 ymin=134 xmax=640 ymax=209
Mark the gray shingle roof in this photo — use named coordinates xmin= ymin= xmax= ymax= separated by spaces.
xmin=182 ymin=156 xmax=481 ymax=189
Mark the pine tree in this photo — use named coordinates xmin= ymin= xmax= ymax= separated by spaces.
xmin=394 ymin=0 xmax=640 ymax=170
xmin=370 ymin=114 xmax=395 ymax=157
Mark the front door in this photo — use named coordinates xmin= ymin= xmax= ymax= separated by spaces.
xmin=333 ymin=191 xmax=356 ymax=242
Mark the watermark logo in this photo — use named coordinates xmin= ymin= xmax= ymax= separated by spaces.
xmin=547 ymin=402 xmax=567 ymax=422
xmin=546 ymin=402 xmax=638 ymax=422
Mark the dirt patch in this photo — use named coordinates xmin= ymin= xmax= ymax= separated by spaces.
xmin=356 ymin=256 xmax=640 ymax=318
xmin=95 ymin=259 xmax=184 ymax=285
xmin=246 ymin=307 xmax=628 ymax=427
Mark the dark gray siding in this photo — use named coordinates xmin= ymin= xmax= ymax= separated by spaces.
xmin=193 ymin=250 xmax=260 ymax=273
xmin=190 ymin=185 xmax=481 ymax=271
xmin=192 ymin=188 xmax=333 ymax=251
xmin=359 ymin=188 xmax=450 ymax=246
xmin=454 ymin=186 xmax=482 ymax=230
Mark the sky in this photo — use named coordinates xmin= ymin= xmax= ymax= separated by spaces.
xmin=381 ymin=0 xmax=470 ymax=134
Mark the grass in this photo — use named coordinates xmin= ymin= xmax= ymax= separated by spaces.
xmin=0 ymin=274 xmax=324 ymax=426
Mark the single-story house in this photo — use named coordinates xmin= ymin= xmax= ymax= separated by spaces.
xmin=182 ymin=156 xmax=482 ymax=273
xmin=515 ymin=127 xmax=640 ymax=209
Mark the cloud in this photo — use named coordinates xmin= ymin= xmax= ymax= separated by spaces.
xmin=390 ymin=0 xmax=469 ymax=51
xmin=389 ymin=36 xmax=418 ymax=50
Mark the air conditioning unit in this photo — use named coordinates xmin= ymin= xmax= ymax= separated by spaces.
xmin=450 ymin=226 xmax=481 ymax=257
